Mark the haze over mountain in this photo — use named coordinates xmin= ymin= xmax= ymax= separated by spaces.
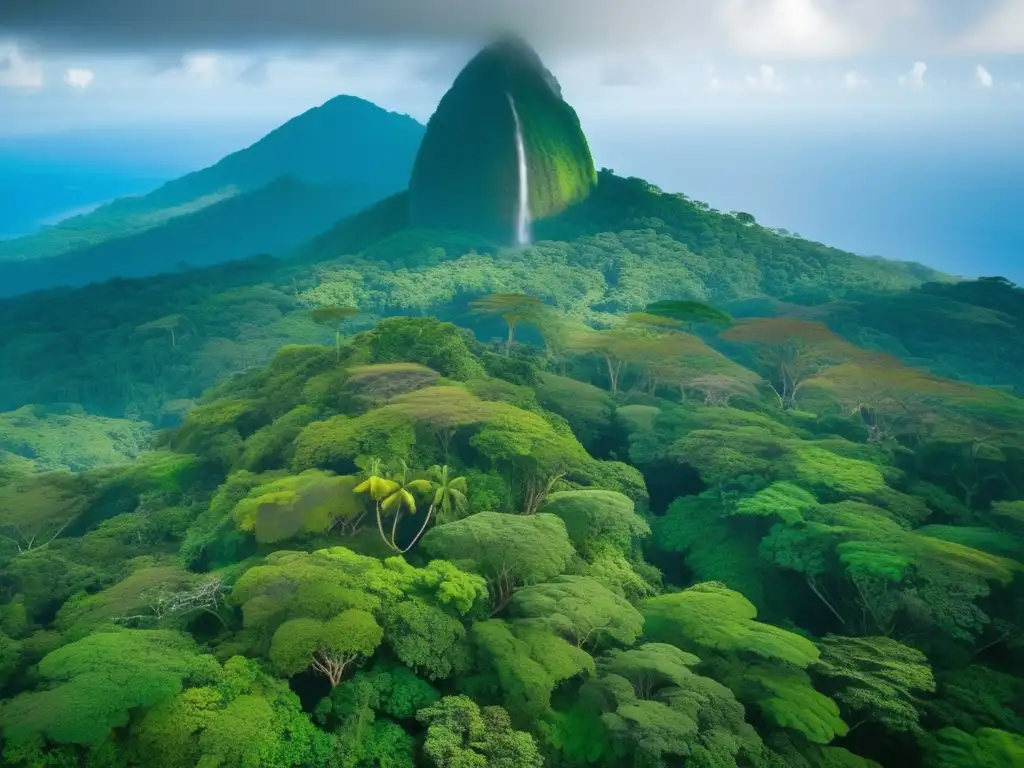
xmin=0 ymin=96 xmax=424 ymax=295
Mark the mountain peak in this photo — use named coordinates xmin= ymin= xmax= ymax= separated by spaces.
xmin=473 ymin=34 xmax=563 ymax=99
xmin=408 ymin=37 xmax=595 ymax=244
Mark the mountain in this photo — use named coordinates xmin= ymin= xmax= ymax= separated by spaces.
xmin=0 ymin=169 xmax=966 ymax=423
xmin=409 ymin=35 xmax=596 ymax=244
xmin=0 ymin=176 xmax=381 ymax=297
xmin=0 ymin=96 xmax=425 ymax=292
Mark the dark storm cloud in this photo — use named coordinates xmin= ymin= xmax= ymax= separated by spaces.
xmin=0 ymin=0 xmax=710 ymax=52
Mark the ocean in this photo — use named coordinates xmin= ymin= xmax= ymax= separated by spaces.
xmin=2 ymin=120 xmax=1021 ymax=282
xmin=589 ymin=119 xmax=1024 ymax=283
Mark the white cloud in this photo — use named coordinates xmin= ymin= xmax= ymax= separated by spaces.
xmin=0 ymin=45 xmax=44 ymax=89
xmin=717 ymin=0 xmax=858 ymax=58
xmin=975 ymin=64 xmax=993 ymax=88
xmin=745 ymin=64 xmax=786 ymax=91
xmin=182 ymin=53 xmax=220 ymax=84
xmin=63 ymin=67 xmax=95 ymax=89
xmin=898 ymin=61 xmax=927 ymax=89
xmin=843 ymin=70 xmax=868 ymax=89
xmin=958 ymin=0 xmax=1024 ymax=54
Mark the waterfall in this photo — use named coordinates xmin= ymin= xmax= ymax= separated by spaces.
xmin=506 ymin=93 xmax=532 ymax=246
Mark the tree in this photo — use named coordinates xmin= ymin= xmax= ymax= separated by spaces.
xmin=0 ymin=472 xmax=92 ymax=553
xmin=642 ymin=582 xmax=820 ymax=668
xmin=421 ymin=512 xmax=575 ymax=615
xmin=345 ymin=362 xmax=440 ymax=405
xmin=422 ymin=465 xmax=470 ymax=525
xmin=805 ymin=355 xmax=986 ymax=444
xmin=269 ymin=608 xmax=383 ymax=687
xmin=309 ymin=305 xmax=359 ymax=360
xmin=470 ymin=293 xmax=545 ymax=354
xmin=416 ymin=695 xmax=543 ymax=768
xmin=813 ymin=635 xmax=935 ymax=735
xmin=131 ymin=656 xmax=332 ymax=768
xmin=354 ymin=458 xmax=435 ymax=552
xmin=539 ymin=489 xmax=650 ymax=557
xmin=382 ymin=597 xmax=471 ymax=681
xmin=508 ymin=575 xmax=644 ymax=650
xmin=641 ymin=583 xmax=848 ymax=745
xmin=640 ymin=330 xmax=758 ymax=402
xmin=384 ymin=385 xmax=494 ymax=458
xmin=232 ymin=469 xmax=366 ymax=544
xmin=567 ymin=323 xmax=655 ymax=397
xmin=0 ymin=630 xmax=219 ymax=747
xmin=135 ymin=314 xmax=192 ymax=348
xmin=583 ymin=643 xmax=763 ymax=767
xmin=470 ymin=618 xmax=596 ymax=723
xmin=644 ymin=299 xmax=733 ymax=330
xmin=921 ymin=727 xmax=1024 ymax=767
xmin=722 ymin=318 xmax=858 ymax=408
xmin=467 ymin=401 xmax=592 ymax=513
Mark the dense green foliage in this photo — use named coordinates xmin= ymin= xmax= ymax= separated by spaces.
xmin=0 ymin=404 xmax=152 ymax=474
xmin=1 ymin=39 xmax=1023 ymax=768
xmin=1 ymin=290 xmax=1021 ymax=766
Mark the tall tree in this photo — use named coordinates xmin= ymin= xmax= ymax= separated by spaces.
xmin=309 ymin=306 xmax=359 ymax=360
xmin=722 ymin=318 xmax=858 ymax=408
xmin=470 ymin=293 xmax=545 ymax=354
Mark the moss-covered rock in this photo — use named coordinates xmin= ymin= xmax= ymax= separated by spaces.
xmin=409 ymin=35 xmax=597 ymax=244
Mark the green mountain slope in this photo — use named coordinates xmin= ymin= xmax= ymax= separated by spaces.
xmin=0 ymin=168 xmax=984 ymax=423
xmin=0 ymin=176 xmax=392 ymax=297
xmin=0 ymin=404 xmax=152 ymax=475
xmin=0 ymin=96 xmax=425 ymax=274
xmin=409 ymin=35 xmax=596 ymax=242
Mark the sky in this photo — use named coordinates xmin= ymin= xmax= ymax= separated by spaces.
xmin=1 ymin=0 xmax=1023 ymax=277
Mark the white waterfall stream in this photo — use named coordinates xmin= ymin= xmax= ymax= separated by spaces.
xmin=506 ymin=93 xmax=532 ymax=246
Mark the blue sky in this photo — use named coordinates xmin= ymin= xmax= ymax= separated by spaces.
xmin=1 ymin=1 xmax=1022 ymax=278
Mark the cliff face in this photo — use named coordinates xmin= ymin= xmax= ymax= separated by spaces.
xmin=408 ymin=36 xmax=597 ymax=244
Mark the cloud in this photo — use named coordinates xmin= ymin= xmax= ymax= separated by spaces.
xmin=0 ymin=0 xmax=999 ymax=58
xmin=182 ymin=53 xmax=219 ymax=83
xmin=898 ymin=61 xmax=927 ymax=89
xmin=63 ymin=67 xmax=94 ymax=89
xmin=716 ymin=0 xmax=859 ymax=58
xmin=958 ymin=0 xmax=1024 ymax=54
xmin=237 ymin=57 xmax=269 ymax=85
xmin=975 ymin=64 xmax=993 ymax=88
xmin=843 ymin=70 xmax=868 ymax=89
xmin=745 ymin=64 xmax=785 ymax=91
xmin=0 ymin=45 xmax=44 ymax=89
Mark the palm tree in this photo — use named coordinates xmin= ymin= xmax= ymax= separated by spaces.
xmin=353 ymin=458 xmax=402 ymax=549
xmin=427 ymin=465 xmax=469 ymax=525
xmin=354 ymin=458 xmax=428 ymax=552
xmin=353 ymin=460 xmax=469 ymax=553
xmin=391 ymin=464 xmax=469 ymax=554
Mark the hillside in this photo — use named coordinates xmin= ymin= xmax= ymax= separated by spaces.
xmin=0 ymin=176 xmax=389 ymax=297
xmin=0 ymin=96 xmax=425 ymax=290
xmin=0 ymin=404 xmax=152 ymax=475
xmin=0 ymin=168 xmax=1001 ymax=426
